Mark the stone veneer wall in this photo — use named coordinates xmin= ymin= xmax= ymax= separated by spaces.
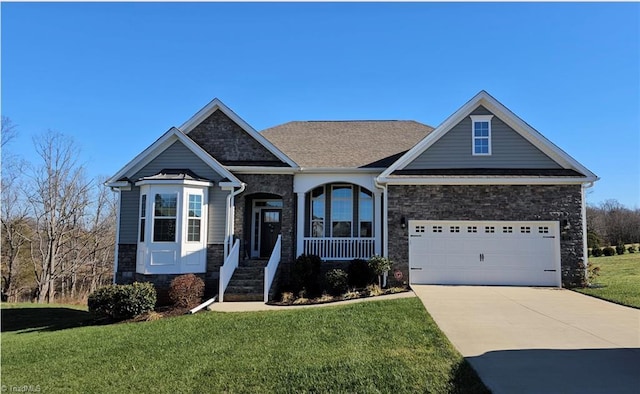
xmin=187 ymin=110 xmax=282 ymax=164
xmin=387 ymin=184 xmax=585 ymax=287
xmin=233 ymin=173 xmax=295 ymax=269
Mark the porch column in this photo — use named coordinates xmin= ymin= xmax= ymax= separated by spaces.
xmin=374 ymin=190 xmax=382 ymax=256
xmin=296 ymin=192 xmax=305 ymax=257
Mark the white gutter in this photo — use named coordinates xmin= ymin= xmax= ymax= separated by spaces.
xmin=223 ymin=182 xmax=246 ymax=259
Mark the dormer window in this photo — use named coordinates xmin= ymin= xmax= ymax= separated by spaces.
xmin=471 ymin=115 xmax=493 ymax=156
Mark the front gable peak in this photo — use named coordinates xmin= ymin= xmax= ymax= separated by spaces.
xmin=180 ymin=98 xmax=298 ymax=168
xmin=379 ymin=91 xmax=598 ymax=182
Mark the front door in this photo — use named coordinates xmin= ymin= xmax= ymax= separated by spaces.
xmin=260 ymin=209 xmax=281 ymax=257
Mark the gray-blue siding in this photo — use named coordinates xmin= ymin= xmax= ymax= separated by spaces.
xmin=404 ymin=106 xmax=561 ymax=169
xmin=118 ymin=140 xmax=229 ymax=244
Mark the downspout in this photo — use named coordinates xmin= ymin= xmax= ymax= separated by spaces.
xmin=110 ymin=187 xmax=123 ymax=284
xmin=582 ymin=181 xmax=595 ymax=284
xmin=374 ymin=178 xmax=388 ymax=287
xmin=224 ymin=183 xmax=246 ymax=260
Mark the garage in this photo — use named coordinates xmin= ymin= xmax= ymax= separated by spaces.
xmin=409 ymin=220 xmax=561 ymax=287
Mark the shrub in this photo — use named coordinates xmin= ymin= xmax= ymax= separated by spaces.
xmin=280 ymin=292 xmax=295 ymax=303
xmin=615 ymin=243 xmax=626 ymax=256
xmin=169 ymin=274 xmax=205 ymax=309
xmin=347 ymin=259 xmax=375 ymax=288
xmin=290 ymin=254 xmax=322 ymax=297
xmin=366 ymin=284 xmax=384 ymax=297
xmin=587 ymin=261 xmax=600 ymax=285
xmin=325 ymin=269 xmax=349 ymax=296
xmin=591 ymin=247 xmax=603 ymax=257
xmin=602 ymin=246 xmax=616 ymax=256
xmin=368 ymin=255 xmax=393 ymax=288
xmin=628 ymin=245 xmax=637 ymax=254
xmin=88 ymin=282 xmax=156 ymax=321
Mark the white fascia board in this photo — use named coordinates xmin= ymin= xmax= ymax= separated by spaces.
xmin=219 ymin=181 xmax=241 ymax=190
xmin=379 ymin=90 xmax=598 ymax=181
xmin=225 ymin=166 xmax=298 ymax=174
xmin=105 ymin=180 xmax=131 ymax=190
xmin=378 ymin=176 xmax=597 ymax=185
xmin=106 ymin=127 xmax=242 ymax=187
xmin=134 ymin=179 xmax=214 ymax=187
xmin=179 ymin=98 xmax=298 ymax=168
xmin=299 ymin=167 xmax=384 ymax=174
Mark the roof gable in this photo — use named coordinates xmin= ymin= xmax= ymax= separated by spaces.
xmin=180 ymin=98 xmax=297 ymax=168
xmin=105 ymin=127 xmax=241 ymax=188
xmin=379 ymin=91 xmax=598 ymax=181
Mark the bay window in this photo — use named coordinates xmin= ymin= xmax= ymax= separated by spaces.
xmin=135 ymin=179 xmax=211 ymax=275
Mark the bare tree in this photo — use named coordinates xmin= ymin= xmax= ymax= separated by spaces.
xmin=1 ymin=116 xmax=17 ymax=148
xmin=27 ymin=131 xmax=91 ymax=303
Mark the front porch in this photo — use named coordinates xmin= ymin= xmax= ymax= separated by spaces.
xmin=295 ymin=177 xmax=383 ymax=261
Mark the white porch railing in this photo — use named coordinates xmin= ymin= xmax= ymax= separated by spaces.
xmin=264 ymin=234 xmax=282 ymax=303
xmin=303 ymin=237 xmax=375 ymax=260
xmin=219 ymin=239 xmax=240 ymax=303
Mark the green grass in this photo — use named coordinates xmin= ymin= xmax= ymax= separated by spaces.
xmin=575 ymin=253 xmax=640 ymax=308
xmin=1 ymin=298 xmax=488 ymax=393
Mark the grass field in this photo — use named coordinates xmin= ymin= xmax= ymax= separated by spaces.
xmin=1 ymin=297 xmax=488 ymax=393
xmin=575 ymin=253 xmax=640 ymax=309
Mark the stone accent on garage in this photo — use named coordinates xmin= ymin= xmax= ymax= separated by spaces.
xmin=232 ymin=173 xmax=296 ymax=269
xmin=387 ymin=184 xmax=585 ymax=287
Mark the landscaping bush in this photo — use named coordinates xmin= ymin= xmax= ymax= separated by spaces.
xmin=615 ymin=243 xmax=626 ymax=255
xmin=628 ymin=245 xmax=637 ymax=254
xmin=169 ymin=274 xmax=205 ymax=309
xmin=347 ymin=259 xmax=375 ymax=288
xmin=602 ymin=246 xmax=616 ymax=256
xmin=290 ymin=254 xmax=322 ymax=297
xmin=325 ymin=269 xmax=349 ymax=296
xmin=591 ymin=247 xmax=603 ymax=257
xmin=88 ymin=282 xmax=156 ymax=321
xmin=368 ymin=255 xmax=393 ymax=288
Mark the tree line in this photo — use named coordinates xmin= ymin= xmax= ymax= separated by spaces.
xmin=1 ymin=116 xmax=116 ymax=303
xmin=586 ymin=199 xmax=640 ymax=248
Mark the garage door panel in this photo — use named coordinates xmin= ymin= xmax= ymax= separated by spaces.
xmin=409 ymin=220 xmax=561 ymax=287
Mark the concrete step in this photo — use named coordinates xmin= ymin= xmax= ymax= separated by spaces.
xmin=240 ymin=259 xmax=268 ymax=268
xmin=222 ymin=293 xmax=263 ymax=302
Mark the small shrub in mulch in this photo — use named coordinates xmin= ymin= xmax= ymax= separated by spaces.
xmin=169 ymin=274 xmax=205 ymax=309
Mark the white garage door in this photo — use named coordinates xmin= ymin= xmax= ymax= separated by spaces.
xmin=409 ymin=220 xmax=561 ymax=287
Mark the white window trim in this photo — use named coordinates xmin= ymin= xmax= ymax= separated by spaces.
xmin=471 ymin=115 xmax=494 ymax=156
xmin=310 ymin=186 xmax=326 ymax=238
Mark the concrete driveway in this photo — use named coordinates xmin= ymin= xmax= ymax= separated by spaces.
xmin=412 ymin=285 xmax=640 ymax=394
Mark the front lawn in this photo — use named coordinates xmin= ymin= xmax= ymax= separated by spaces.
xmin=1 ymin=298 xmax=488 ymax=393
xmin=575 ymin=253 xmax=640 ymax=308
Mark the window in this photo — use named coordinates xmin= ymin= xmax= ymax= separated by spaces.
xmin=153 ymin=193 xmax=177 ymax=242
xmin=471 ymin=115 xmax=493 ymax=156
xmin=538 ymin=226 xmax=549 ymax=234
xmin=485 ymin=226 xmax=495 ymax=233
xmin=521 ymin=226 xmax=531 ymax=233
xmin=416 ymin=225 xmax=425 ymax=233
xmin=502 ymin=226 xmax=513 ymax=233
xmin=310 ymin=186 xmax=325 ymax=237
xmin=187 ymin=194 xmax=202 ymax=242
xmin=467 ymin=226 xmax=478 ymax=233
xmin=331 ymin=185 xmax=352 ymax=237
xmin=432 ymin=226 xmax=443 ymax=233
xmin=359 ymin=189 xmax=373 ymax=237
xmin=139 ymin=195 xmax=146 ymax=242
xmin=450 ymin=226 xmax=460 ymax=233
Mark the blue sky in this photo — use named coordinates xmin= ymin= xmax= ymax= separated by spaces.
xmin=2 ymin=2 xmax=639 ymax=208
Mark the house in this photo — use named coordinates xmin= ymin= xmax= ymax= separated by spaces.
xmin=106 ymin=91 xmax=598 ymax=301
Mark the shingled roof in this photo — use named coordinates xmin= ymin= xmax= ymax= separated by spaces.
xmin=261 ymin=120 xmax=434 ymax=169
